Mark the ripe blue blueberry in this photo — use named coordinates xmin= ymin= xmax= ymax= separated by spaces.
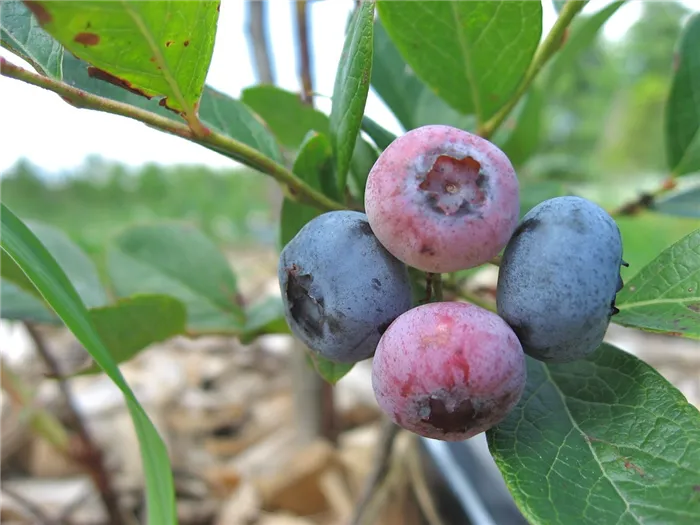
xmin=278 ymin=211 xmax=413 ymax=363
xmin=496 ymin=196 xmax=625 ymax=363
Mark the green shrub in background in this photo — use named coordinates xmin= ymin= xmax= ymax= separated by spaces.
xmin=1 ymin=1 xmax=699 ymax=524
xmin=1 ymin=158 xmax=276 ymax=255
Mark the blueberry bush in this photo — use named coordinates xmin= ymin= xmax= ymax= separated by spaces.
xmin=1 ymin=1 xmax=699 ymax=524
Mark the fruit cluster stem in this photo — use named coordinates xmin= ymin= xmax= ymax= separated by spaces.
xmin=478 ymin=0 xmax=587 ymax=139
xmin=433 ymin=273 xmax=443 ymax=302
xmin=0 ymin=57 xmax=343 ymax=213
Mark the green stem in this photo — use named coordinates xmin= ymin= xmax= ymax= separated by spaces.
xmin=478 ymin=0 xmax=586 ymax=139
xmin=433 ymin=273 xmax=443 ymax=302
xmin=0 ymin=57 xmax=343 ymax=213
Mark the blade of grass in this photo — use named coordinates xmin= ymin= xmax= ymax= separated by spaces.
xmin=0 ymin=203 xmax=176 ymax=524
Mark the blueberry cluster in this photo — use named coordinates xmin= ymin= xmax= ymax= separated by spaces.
xmin=278 ymin=125 xmax=625 ymax=441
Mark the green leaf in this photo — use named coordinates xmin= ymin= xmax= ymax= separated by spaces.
xmin=0 ymin=281 xmax=58 ymax=324
xmin=64 ymin=54 xmax=283 ymax=163
xmin=501 ymin=87 xmax=545 ymax=167
xmin=280 ymin=132 xmax=333 ymax=247
xmin=2 ymin=3 xmax=282 ymax=167
xmin=376 ymin=0 xmax=542 ymax=124
xmin=30 ymin=0 xmax=219 ymax=124
xmin=329 ymin=0 xmax=375 ymax=194
xmin=307 ymin=352 xmax=354 ymax=385
xmin=107 ymin=222 xmax=244 ymax=333
xmin=371 ymin=18 xmax=473 ymax=131
xmin=2 ymin=249 xmax=41 ymax=300
xmin=79 ymin=294 xmax=187 ymax=374
xmin=0 ymin=203 xmax=176 ymax=524
xmin=614 ymin=228 xmax=700 ymax=338
xmin=0 ymin=0 xmax=63 ymax=77
xmin=488 ymin=343 xmax=700 ymax=525
xmin=241 ymin=85 xmax=330 ymax=149
xmin=519 ymin=180 xmax=569 ymax=218
xmin=198 ymin=85 xmax=283 ymax=163
xmin=653 ymin=185 xmax=700 ymax=218
xmin=61 ymin=51 xmax=173 ymax=114
xmin=349 ymin=135 xmax=379 ymax=202
xmin=240 ymin=296 xmax=290 ymax=344
xmin=615 ymin=214 xmax=700 ymax=283
xmin=28 ymin=222 xmax=108 ymax=309
xmin=548 ymin=1 xmax=625 ymax=84
xmin=2 ymin=221 xmax=107 ymax=309
xmin=667 ymin=13 xmax=700 ymax=176
xmin=361 ymin=115 xmax=397 ymax=151
xmin=525 ymin=152 xmax=589 ymax=181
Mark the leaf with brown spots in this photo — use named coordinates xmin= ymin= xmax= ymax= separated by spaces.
xmin=615 ymin=228 xmax=700 ymax=340
xmin=26 ymin=0 xmax=220 ymax=129
xmin=73 ymin=32 xmax=99 ymax=46
xmin=488 ymin=344 xmax=700 ymax=524
xmin=0 ymin=0 xmax=63 ymax=77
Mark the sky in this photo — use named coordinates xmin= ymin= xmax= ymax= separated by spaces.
xmin=0 ymin=0 xmax=678 ymax=176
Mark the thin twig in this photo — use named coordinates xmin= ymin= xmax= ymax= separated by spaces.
xmin=246 ymin=0 xmax=275 ymax=84
xmin=478 ymin=1 xmax=587 ymax=139
xmin=351 ymin=432 xmax=407 ymax=525
xmin=609 ymin=176 xmax=678 ymax=217
xmin=56 ymin=490 xmax=96 ymax=523
xmin=25 ymin=323 xmax=126 ymax=525
xmin=349 ymin=419 xmax=400 ymax=525
xmin=295 ymin=0 xmax=314 ymax=104
xmin=0 ymin=57 xmax=342 ymax=213
xmin=0 ymin=356 xmax=70 ymax=451
xmin=407 ymin=437 xmax=447 ymax=525
xmin=1 ymin=486 xmax=56 ymax=525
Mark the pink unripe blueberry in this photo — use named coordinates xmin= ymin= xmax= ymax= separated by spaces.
xmin=364 ymin=125 xmax=519 ymax=272
xmin=371 ymin=302 xmax=526 ymax=441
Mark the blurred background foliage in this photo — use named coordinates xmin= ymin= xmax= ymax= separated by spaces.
xmin=535 ymin=1 xmax=688 ymax=177
xmin=1 ymin=1 xmax=698 ymax=283
xmin=1 ymin=158 xmax=279 ymax=257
